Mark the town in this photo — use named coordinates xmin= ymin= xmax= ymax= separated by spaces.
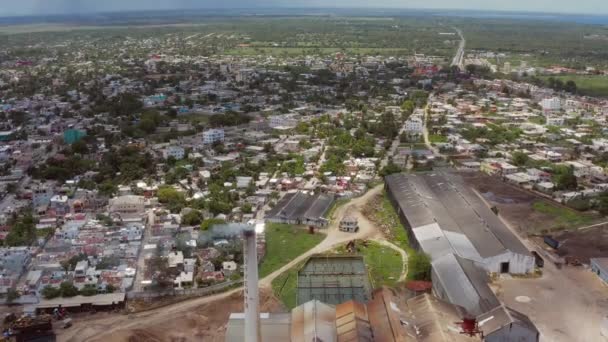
xmin=0 ymin=8 xmax=608 ymax=342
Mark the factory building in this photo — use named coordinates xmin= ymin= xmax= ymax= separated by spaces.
xmin=385 ymin=172 xmax=539 ymax=341
xmin=385 ymin=172 xmax=534 ymax=275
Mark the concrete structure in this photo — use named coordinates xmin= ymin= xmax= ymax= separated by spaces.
xmin=541 ymin=97 xmax=561 ymax=112
xmin=339 ymin=214 xmax=359 ymax=233
xmin=109 ymin=195 xmax=145 ymax=216
xmin=405 ymin=116 xmax=424 ymax=135
xmin=163 ymin=146 xmax=185 ymax=160
xmin=591 ymin=258 xmax=608 ymax=284
xmin=203 ymin=128 xmax=225 ymax=145
xmin=243 ymin=227 xmax=261 ymax=342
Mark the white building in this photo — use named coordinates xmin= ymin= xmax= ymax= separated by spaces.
xmin=269 ymin=114 xmax=299 ymax=129
xmin=109 ymin=195 xmax=145 ymax=215
xmin=545 ymin=116 xmax=565 ymax=126
xmin=541 ymin=97 xmax=561 ymax=113
xmin=163 ymin=146 xmax=185 ymax=160
xmin=405 ymin=116 xmax=424 ymax=135
xmin=203 ymin=129 xmax=225 ymax=145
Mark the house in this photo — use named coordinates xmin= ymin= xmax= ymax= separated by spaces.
xmin=174 ymin=271 xmax=194 ymax=289
xmin=339 ymin=214 xmax=359 ymax=233
xmin=49 ymin=195 xmax=69 ymax=216
xmin=168 ymin=251 xmax=184 ymax=269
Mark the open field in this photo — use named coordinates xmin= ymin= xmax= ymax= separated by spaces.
xmin=539 ymin=75 xmax=608 ymax=97
xmin=460 ymin=172 xmax=601 ymax=235
xmin=531 ymin=201 xmax=596 ymax=229
xmin=258 ymin=223 xmax=324 ymax=278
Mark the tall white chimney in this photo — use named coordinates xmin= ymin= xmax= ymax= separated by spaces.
xmin=243 ymin=227 xmax=261 ymax=342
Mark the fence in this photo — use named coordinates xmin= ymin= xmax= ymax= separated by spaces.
xmin=127 ymin=279 xmax=243 ymax=300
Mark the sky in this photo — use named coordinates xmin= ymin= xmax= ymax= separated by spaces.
xmin=0 ymin=0 xmax=606 ymax=16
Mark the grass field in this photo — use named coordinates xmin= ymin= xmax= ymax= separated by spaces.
xmin=360 ymin=241 xmax=403 ymax=288
xmin=259 ymin=223 xmax=324 ymax=278
xmin=272 ymin=241 xmax=403 ymax=309
xmin=271 ymin=261 xmax=303 ymax=310
xmin=532 ymin=201 xmax=596 ymax=229
xmin=539 ymin=75 xmax=608 ymax=97
xmin=429 ymin=134 xmax=448 ymax=144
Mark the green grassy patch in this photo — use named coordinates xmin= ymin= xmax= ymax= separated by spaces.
xmin=271 ymin=261 xmax=303 ymax=310
xmin=539 ymin=75 xmax=608 ymax=98
xmin=532 ymin=200 xmax=596 ymax=229
xmin=429 ymin=134 xmax=448 ymax=143
xmin=360 ymin=241 xmax=403 ymax=288
xmin=259 ymin=223 xmax=324 ymax=278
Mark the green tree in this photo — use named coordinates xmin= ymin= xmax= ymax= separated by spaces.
xmin=182 ymin=210 xmax=203 ymax=226
xmin=511 ymin=151 xmax=529 ymax=167
xmin=41 ymin=286 xmax=61 ymax=299
xmin=200 ymin=218 xmax=226 ymax=231
xmin=60 ymin=282 xmax=79 ymax=297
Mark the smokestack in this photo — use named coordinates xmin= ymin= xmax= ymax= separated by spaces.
xmin=243 ymin=227 xmax=261 ymax=342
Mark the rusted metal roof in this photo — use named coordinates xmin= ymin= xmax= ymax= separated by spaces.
xmin=291 ymin=300 xmax=337 ymax=342
xmin=336 ymin=301 xmax=373 ymax=342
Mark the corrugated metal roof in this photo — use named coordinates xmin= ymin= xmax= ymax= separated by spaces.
xmin=385 ymin=172 xmax=531 ymax=259
xmin=431 ymin=254 xmax=500 ymax=316
xmin=477 ymin=305 xmax=539 ymax=338
xmin=403 ymin=294 xmax=475 ymax=342
xmin=335 ymin=301 xmax=373 ymax=342
xmin=366 ymin=288 xmax=408 ymax=342
xmin=291 ymin=300 xmax=337 ymax=342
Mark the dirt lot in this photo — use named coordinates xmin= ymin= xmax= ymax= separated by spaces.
xmin=551 ymin=226 xmax=608 ymax=264
xmin=57 ymin=289 xmax=285 ymax=342
xmin=459 ymin=172 xmax=599 ymax=235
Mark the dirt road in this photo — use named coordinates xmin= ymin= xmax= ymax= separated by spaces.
xmin=58 ymin=184 xmax=391 ymax=342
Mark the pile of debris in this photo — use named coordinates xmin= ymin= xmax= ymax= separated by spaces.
xmin=362 ymin=194 xmax=397 ymax=238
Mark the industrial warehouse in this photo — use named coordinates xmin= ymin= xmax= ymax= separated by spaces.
xmin=265 ymin=191 xmax=334 ymax=228
xmin=385 ymin=172 xmax=540 ymax=341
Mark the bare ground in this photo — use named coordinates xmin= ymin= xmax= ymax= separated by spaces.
xmin=460 ymin=172 xmax=589 ymax=235
xmin=60 ymin=289 xmax=284 ymax=342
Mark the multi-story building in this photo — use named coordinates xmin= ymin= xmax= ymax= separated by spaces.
xmin=541 ymin=97 xmax=561 ymax=113
xmin=405 ymin=116 xmax=424 ymax=135
xmin=163 ymin=146 xmax=185 ymax=160
xmin=203 ymin=128 xmax=225 ymax=145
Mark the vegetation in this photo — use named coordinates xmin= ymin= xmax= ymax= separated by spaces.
xmin=259 ymin=223 xmax=324 ymax=278
xmin=360 ymin=241 xmax=403 ymax=287
xmin=532 ymin=201 xmax=596 ymax=229
xmin=406 ymin=251 xmax=432 ymax=281
xmin=271 ymin=261 xmax=304 ymax=310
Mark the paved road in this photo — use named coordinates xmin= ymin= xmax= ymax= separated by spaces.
xmin=450 ymin=27 xmax=466 ymax=70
